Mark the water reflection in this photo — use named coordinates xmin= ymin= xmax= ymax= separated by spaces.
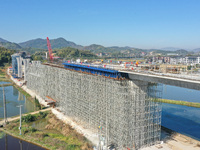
xmin=29 ymin=118 xmax=48 ymax=130
xmin=13 ymin=87 xmax=18 ymax=96
xmin=0 ymin=131 xmax=45 ymax=150
xmin=162 ymin=84 xmax=200 ymax=103
xmin=150 ymin=83 xmax=200 ymax=140
xmin=0 ymin=82 xmax=10 ymax=85
xmin=162 ymin=103 xmax=200 ymax=140
xmin=0 ymin=84 xmax=37 ymax=119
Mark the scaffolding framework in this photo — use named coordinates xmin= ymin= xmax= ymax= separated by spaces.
xmin=26 ymin=62 xmax=162 ymax=150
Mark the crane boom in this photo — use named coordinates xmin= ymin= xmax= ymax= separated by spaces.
xmin=46 ymin=37 xmax=53 ymax=61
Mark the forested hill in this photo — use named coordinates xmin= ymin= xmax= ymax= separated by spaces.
xmin=56 ymin=47 xmax=97 ymax=58
xmin=0 ymin=47 xmax=16 ymax=65
xmin=0 ymin=38 xmax=9 ymax=43
xmin=19 ymin=37 xmax=83 ymax=50
xmin=0 ymin=37 xmax=198 ymax=55
xmin=0 ymin=42 xmax=22 ymax=50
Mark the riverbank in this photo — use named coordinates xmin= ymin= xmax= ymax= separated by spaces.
xmin=0 ymin=66 xmax=10 ymax=82
xmin=0 ymin=83 xmax=13 ymax=87
xmin=141 ymin=126 xmax=200 ymax=150
xmin=154 ymin=98 xmax=200 ymax=108
xmin=0 ymin=111 xmax=93 ymax=150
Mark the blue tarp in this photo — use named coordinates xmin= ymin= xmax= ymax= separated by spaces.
xmin=63 ymin=63 xmax=121 ymax=78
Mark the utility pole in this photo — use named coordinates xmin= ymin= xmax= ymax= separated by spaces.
xmin=3 ymin=87 xmax=7 ymax=124
xmin=17 ymin=105 xmax=23 ymax=135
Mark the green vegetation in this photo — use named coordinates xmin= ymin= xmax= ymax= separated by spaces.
xmin=187 ymin=65 xmax=192 ymax=70
xmin=0 ymin=47 xmax=15 ymax=66
xmin=0 ymin=83 xmax=13 ymax=87
xmin=0 ymin=42 xmax=21 ymax=50
xmin=153 ymin=98 xmax=200 ymax=108
xmin=0 ymin=66 xmax=10 ymax=82
xmin=35 ymin=97 xmax=42 ymax=110
xmin=22 ymin=112 xmax=48 ymax=123
xmin=22 ymin=114 xmax=37 ymax=123
xmin=56 ymin=47 xmax=98 ymax=59
xmin=22 ymin=47 xmax=47 ymax=54
xmin=0 ymin=132 xmax=5 ymax=139
xmin=31 ymin=51 xmax=46 ymax=61
xmin=2 ymin=112 xmax=93 ymax=150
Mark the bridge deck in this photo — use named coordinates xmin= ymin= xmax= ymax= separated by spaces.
xmin=120 ymin=70 xmax=200 ymax=90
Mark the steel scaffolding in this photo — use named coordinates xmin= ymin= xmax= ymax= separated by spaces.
xmin=26 ymin=62 xmax=162 ymax=150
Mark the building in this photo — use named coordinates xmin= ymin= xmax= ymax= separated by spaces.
xmin=170 ymin=56 xmax=200 ymax=65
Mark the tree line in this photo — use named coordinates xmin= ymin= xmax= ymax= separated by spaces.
xmin=0 ymin=47 xmax=16 ymax=66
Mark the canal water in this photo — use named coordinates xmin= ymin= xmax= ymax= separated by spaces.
xmin=0 ymin=131 xmax=46 ymax=150
xmin=161 ymin=84 xmax=200 ymax=141
xmin=0 ymin=82 xmax=37 ymax=120
xmin=0 ymin=82 xmax=11 ymax=85
xmin=0 ymin=81 xmax=45 ymax=149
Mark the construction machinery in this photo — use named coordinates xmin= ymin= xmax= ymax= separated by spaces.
xmin=46 ymin=37 xmax=53 ymax=61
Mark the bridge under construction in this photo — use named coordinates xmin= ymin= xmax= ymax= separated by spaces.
xmin=26 ymin=61 xmax=162 ymax=150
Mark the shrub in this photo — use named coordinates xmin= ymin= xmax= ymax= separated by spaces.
xmin=35 ymin=97 xmax=41 ymax=110
xmin=29 ymin=127 xmax=37 ymax=132
xmin=39 ymin=111 xmax=48 ymax=118
xmin=22 ymin=114 xmax=36 ymax=123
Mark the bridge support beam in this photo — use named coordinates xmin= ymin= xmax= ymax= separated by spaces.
xmin=126 ymin=72 xmax=200 ymax=90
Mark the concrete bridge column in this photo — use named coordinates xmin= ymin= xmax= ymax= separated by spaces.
xmin=16 ymin=57 xmax=22 ymax=78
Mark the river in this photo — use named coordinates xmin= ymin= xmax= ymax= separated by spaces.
xmin=161 ymin=84 xmax=200 ymax=140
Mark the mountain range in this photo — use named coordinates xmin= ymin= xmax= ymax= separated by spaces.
xmin=0 ymin=38 xmax=9 ymax=43
xmin=0 ymin=37 xmax=199 ymax=54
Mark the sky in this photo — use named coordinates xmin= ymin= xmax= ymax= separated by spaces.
xmin=0 ymin=0 xmax=200 ymax=49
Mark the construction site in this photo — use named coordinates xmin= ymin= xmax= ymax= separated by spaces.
xmin=23 ymin=60 xmax=162 ymax=150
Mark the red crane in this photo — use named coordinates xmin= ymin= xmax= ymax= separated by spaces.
xmin=46 ymin=37 xmax=53 ymax=61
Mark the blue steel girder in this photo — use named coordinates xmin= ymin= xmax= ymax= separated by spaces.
xmin=63 ymin=63 xmax=121 ymax=78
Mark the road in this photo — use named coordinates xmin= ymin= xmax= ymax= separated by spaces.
xmin=0 ymin=107 xmax=51 ymax=125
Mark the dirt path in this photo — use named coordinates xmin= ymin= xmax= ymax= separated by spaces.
xmin=141 ymin=131 xmax=200 ymax=150
xmin=0 ymin=107 xmax=51 ymax=125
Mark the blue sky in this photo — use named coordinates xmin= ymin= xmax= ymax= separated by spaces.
xmin=0 ymin=0 xmax=200 ymax=49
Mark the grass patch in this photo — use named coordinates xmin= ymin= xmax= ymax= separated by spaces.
xmin=2 ymin=112 xmax=93 ymax=150
xmin=0 ymin=66 xmax=9 ymax=81
xmin=153 ymin=98 xmax=200 ymax=108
